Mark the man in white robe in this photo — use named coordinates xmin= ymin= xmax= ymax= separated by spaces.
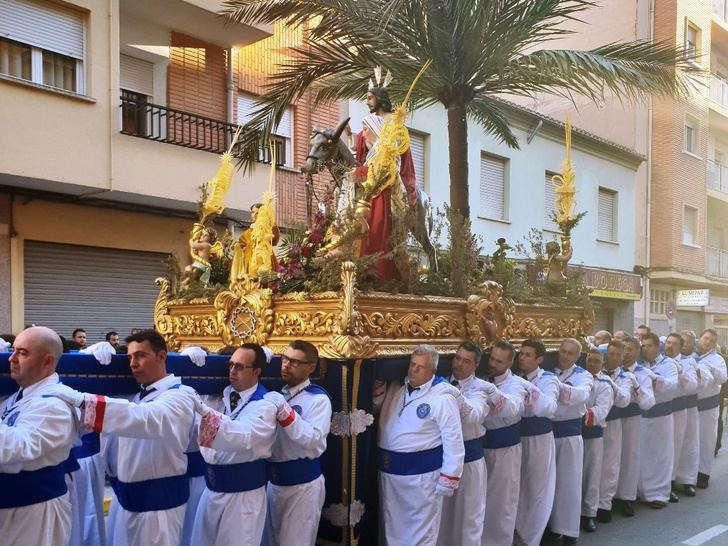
xmin=580 ymin=349 xmax=614 ymax=533
xmin=695 ymin=328 xmax=727 ymax=489
xmin=437 ymin=341 xmax=492 ymax=546
xmin=546 ymin=338 xmax=593 ymax=546
xmin=614 ymin=336 xmax=655 ymax=517
xmin=482 ymin=340 xmax=530 ymax=546
xmin=0 ymin=326 xmax=78 ymax=546
xmin=52 ymin=329 xmax=198 ymax=546
xmin=638 ymin=333 xmax=679 ymax=508
xmin=514 ymin=338 xmax=559 ymax=546
xmin=376 ymin=344 xmax=464 ymax=546
xmin=596 ymin=340 xmax=634 ymax=524
xmin=264 ymin=340 xmax=332 ymax=546
xmin=191 ymin=343 xmax=277 ymax=546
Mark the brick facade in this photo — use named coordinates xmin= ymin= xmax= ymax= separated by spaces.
xmin=167 ymin=24 xmax=343 ymax=227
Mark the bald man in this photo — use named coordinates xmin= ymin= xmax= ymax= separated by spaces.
xmin=0 ymin=326 xmax=79 ymax=545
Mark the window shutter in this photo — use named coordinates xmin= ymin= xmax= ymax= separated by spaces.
xmin=409 ymin=131 xmax=426 ymax=191
xmin=598 ymin=188 xmax=617 ymax=241
xmin=120 ymin=55 xmax=154 ymax=97
xmin=479 ymin=154 xmax=506 ymax=220
xmin=544 ymin=174 xmax=560 ymax=230
xmin=275 ymin=107 xmax=293 ymax=139
xmin=237 ymin=93 xmax=256 ymax=125
xmin=0 ymin=0 xmax=84 ymax=59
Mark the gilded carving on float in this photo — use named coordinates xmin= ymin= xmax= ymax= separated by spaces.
xmin=154 ymin=261 xmax=593 ymax=356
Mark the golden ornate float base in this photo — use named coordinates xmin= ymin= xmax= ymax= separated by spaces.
xmin=154 ymin=262 xmax=593 ymax=357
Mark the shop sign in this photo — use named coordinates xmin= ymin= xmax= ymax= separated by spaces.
xmin=579 ymin=267 xmax=642 ymax=301
xmin=676 ymin=289 xmax=710 ymax=307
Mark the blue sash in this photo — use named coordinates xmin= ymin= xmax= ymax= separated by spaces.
xmin=267 ymin=458 xmax=322 ymax=486
xmin=553 ymin=418 xmax=582 ymax=438
xmin=620 ymin=403 xmax=642 ymax=419
xmin=686 ymin=394 xmax=698 ymax=409
xmin=484 ymin=422 xmax=520 ymax=449
xmin=464 ymin=437 xmax=485 ymax=463
xmin=582 ymin=425 xmax=604 ymax=439
xmin=114 ymin=474 xmax=189 ymax=512
xmin=698 ymin=394 xmax=720 ymax=412
xmin=205 ymin=460 xmax=267 ymax=492
xmin=606 ymin=406 xmax=621 ymax=422
xmin=0 ymin=463 xmax=68 ymax=508
xmin=72 ymin=432 xmax=101 ymax=460
xmin=377 ymin=445 xmax=443 ymax=475
xmin=672 ymin=395 xmax=691 ymax=412
xmin=520 ymin=416 xmax=552 ymax=437
xmin=62 ymin=452 xmax=80 ymax=474
xmin=186 ymin=451 xmax=205 ymax=478
xmin=643 ymin=400 xmax=673 ymax=419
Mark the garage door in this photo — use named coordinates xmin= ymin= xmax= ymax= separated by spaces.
xmin=24 ymin=241 xmax=169 ymax=345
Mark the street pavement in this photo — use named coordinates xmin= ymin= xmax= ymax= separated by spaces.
xmin=578 ymin=430 xmax=728 ymax=546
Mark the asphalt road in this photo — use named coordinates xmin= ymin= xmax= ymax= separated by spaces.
xmin=578 ymin=430 xmax=728 ymax=546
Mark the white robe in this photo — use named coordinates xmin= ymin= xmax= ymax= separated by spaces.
xmin=514 ymin=368 xmax=559 ymax=546
xmin=696 ymin=350 xmax=727 ymax=477
xmin=377 ymin=376 xmax=464 ymax=546
xmin=0 ymin=374 xmax=78 ymax=546
xmin=615 ymin=364 xmax=655 ymax=502
xmin=639 ymin=355 xmax=679 ymax=503
xmin=673 ymin=354 xmax=699 ymax=484
xmin=598 ymin=367 xmax=633 ymax=512
xmin=265 ymin=379 xmax=332 ymax=546
xmin=581 ymin=374 xmax=614 ymax=518
xmin=192 ymin=382 xmax=277 ymax=546
xmin=482 ymin=369 xmax=529 ymax=546
xmin=81 ymin=374 xmax=198 ymax=546
xmin=438 ymin=375 xmax=490 ymax=546
xmin=550 ymin=364 xmax=593 ymax=538
xmin=67 ymin=435 xmax=106 ymax=546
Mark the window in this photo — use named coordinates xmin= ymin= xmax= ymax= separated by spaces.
xmin=408 ymin=130 xmax=427 ymax=191
xmin=544 ymin=172 xmax=560 ymax=231
xmin=479 ymin=153 xmax=507 ymax=220
xmin=650 ymin=289 xmax=670 ymax=316
xmin=238 ymin=93 xmax=293 ymax=166
xmin=685 ymin=22 xmax=699 ymax=63
xmin=120 ymin=56 xmax=154 ymax=136
xmin=0 ymin=0 xmax=85 ymax=93
xmin=597 ymin=187 xmax=618 ymax=242
xmin=684 ymin=116 xmax=698 ymax=154
xmin=683 ymin=205 xmax=699 ymax=245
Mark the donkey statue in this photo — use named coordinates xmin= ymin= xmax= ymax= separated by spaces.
xmin=301 ymin=118 xmax=438 ymax=272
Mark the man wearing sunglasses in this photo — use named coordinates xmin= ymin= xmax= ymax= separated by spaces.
xmin=191 ymin=343 xmax=277 ymax=545
xmin=264 ymin=340 xmax=332 ymax=546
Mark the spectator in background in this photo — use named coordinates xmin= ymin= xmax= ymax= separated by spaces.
xmin=105 ymin=331 xmax=120 ymax=350
xmin=634 ymin=325 xmax=650 ymax=342
xmin=71 ymin=329 xmax=87 ymax=348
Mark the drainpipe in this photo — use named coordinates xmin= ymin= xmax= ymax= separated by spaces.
xmin=226 ymin=48 xmax=234 ymax=128
xmin=643 ymin=0 xmax=655 ymax=329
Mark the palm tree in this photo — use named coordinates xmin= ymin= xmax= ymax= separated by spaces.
xmin=223 ymin=0 xmax=697 ymax=220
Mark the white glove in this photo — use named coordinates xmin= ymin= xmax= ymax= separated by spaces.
xmin=79 ymin=341 xmax=116 ymax=365
xmin=479 ymin=381 xmax=497 ymax=397
xmin=192 ymin=393 xmax=212 ymax=417
xmin=630 ymin=375 xmax=640 ymax=390
xmin=264 ymin=392 xmax=295 ymax=424
xmin=262 ymin=346 xmax=273 ymax=364
xmin=557 ymin=382 xmax=571 ymax=404
xmin=0 ymin=337 xmax=10 ymax=352
xmin=181 ymin=346 xmax=207 ymax=367
xmin=435 ymin=474 xmax=459 ymax=497
xmin=45 ymin=384 xmax=86 ymax=408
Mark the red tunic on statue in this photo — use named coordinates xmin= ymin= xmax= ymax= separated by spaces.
xmin=354 ymin=131 xmax=417 ymax=282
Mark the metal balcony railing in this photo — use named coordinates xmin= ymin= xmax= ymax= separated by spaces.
xmin=707 ymin=247 xmax=728 ymax=278
xmin=119 ymin=93 xmax=285 ymax=165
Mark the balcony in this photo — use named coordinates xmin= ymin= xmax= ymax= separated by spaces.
xmin=707 ymin=247 xmax=728 ymax=278
xmin=707 ymin=159 xmax=728 ymax=193
xmin=710 ymin=75 xmax=728 ymax=109
xmin=120 ymin=93 xmax=285 ymax=164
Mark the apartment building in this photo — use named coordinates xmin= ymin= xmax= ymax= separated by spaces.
xmin=0 ymin=0 xmax=339 ymax=340
xmin=514 ymin=0 xmax=728 ymax=342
